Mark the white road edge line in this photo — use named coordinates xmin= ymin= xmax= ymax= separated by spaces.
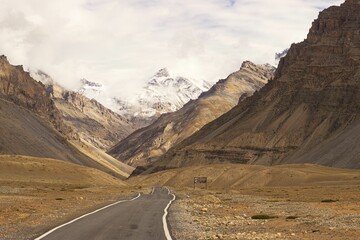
xmin=163 ymin=187 xmax=176 ymax=240
xmin=34 ymin=193 xmax=141 ymax=240
xmin=150 ymin=187 xmax=155 ymax=194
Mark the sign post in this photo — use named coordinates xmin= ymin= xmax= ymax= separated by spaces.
xmin=194 ymin=177 xmax=208 ymax=189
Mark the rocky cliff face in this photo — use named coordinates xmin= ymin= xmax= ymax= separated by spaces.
xmin=45 ymin=80 xmax=135 ymax=151
xmin=31 ymin=70 xmax=136 ymax=151
xmin=158 ymin=0 xmax=360 ymax=169
xmin=108 ymin=62 xmax=275 ymax=167
xmin=0 ymin=56 xmax=72 ymax=136
xmin=0 ymin=59 xmax=134 ymax=178
xmin=0 ymin=56 xmax=106 ymax=168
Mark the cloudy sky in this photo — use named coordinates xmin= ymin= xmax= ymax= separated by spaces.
xmin=0 ymin=0 xmax=343 ymax=100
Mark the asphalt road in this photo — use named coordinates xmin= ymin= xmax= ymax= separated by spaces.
xmin=35 ymin=187 xmax=175 ymax=240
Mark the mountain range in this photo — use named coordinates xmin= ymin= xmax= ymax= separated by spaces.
xmin=31 ymin=70 xmax=135 ymax=151
xmin=114 ymin=68 xmax=211 ymax=127
xmin=0 ymin=58 xmax=134 ymax=178
xmin=1 ymin=0 xmax=359 ymax=182
xmin=108 ymin=61 xmax=275 ymax=167
xmin=152 ymin=0 xmax=360 ymax=170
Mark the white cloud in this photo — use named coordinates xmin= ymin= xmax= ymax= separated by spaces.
xmin=0 ymin=0 xmax=344 ymax=103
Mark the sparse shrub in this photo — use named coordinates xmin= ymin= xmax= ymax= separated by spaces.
xmin=286 ymin=216 xmax=299 ymax=220
xmin=321 ymin=199 xmax=338 ymax=203
xmin=251 ymin=214 xmax=277 ymax=220
xmin=55 ymin=198 xmax=64 ymax=201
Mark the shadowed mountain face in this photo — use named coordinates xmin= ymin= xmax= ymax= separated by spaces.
xmin=108 ymin=62 xmax=275 ymax=167
xmin=157 ymin=0 xmax=360 ymax=170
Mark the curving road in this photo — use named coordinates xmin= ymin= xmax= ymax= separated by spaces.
xmin=34 ymin=187 xmax=175 ymax=240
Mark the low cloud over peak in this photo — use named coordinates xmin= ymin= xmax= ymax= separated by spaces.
xmin=0 ymin=0 xmax=343 ymax=100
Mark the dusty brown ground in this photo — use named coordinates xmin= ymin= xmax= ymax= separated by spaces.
xmin=2 ymin=159 xmax=360 ymax=240
xmin=0 ymin=155 xmax=144 ymax=240
xmin=169 ymin=185 xmax=360 ymax=240
xmin=130 ymin=163 xmax=360 ymax=240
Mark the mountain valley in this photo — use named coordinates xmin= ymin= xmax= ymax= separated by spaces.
xmin=0 ymin=1 xmax=360 ymax=240
xmin=155 ymin=0 xmax=360 ymax=170
xmin=108 ymin=62 xmax=275 ymax=167
xmin=0 ymin=56 xmax=133 ymax=178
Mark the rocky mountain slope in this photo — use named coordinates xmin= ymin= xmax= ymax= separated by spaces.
xmin=0 ymin=56 xmax=133 ymax=178
xmin=108 ymin=62 xmax=275 ymax=167
xmin=157 ymin=0 xmax=360 ymax=170
xmin=115 ymin=68 xmax=211 ymax=127
xmin=32 ymin=71 xmax=135 ymax=151
xmin=0 ymin=56 xmax=93 ymax=163
xmin=0 ymin=56 xmax=72 ymax=136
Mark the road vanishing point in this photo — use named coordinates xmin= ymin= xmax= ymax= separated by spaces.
xmin=34 ymin=187 xmax=176 ymax=240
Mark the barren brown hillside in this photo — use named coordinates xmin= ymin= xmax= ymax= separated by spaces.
xmin=132 ymin=163 xmax=360 ymax=239
xmin=45 ymin=80 xmax=135 ymax=151
xmin=0 ymin=56 xmax=134 ymax=177
xmin=0 ymin=98 xmax=102 ymax=168
xmin=159 ymin=0 xmax=360 ymax=169
xmin=0 ymin=155 xmax=136 ymax=240
xmin=130 ymin=164 xmax=360 ymax=189
xmin=108 ymin=62 xmax=274 ymax=167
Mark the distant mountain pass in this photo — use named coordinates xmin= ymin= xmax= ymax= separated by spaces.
xmin=108 ymin=61 xmax=275 ymax=167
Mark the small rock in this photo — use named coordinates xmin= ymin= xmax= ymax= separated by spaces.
xmin=216 ymin=233 xmax=223 ymax=239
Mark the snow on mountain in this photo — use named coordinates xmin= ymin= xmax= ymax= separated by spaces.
xmin=30 ymin=69 xmax=54 ymax=85
xmin=31 ymin=67 xmax=211 ymax=127
xmin=114 ymin=68 xmax=212 ymax=122
xmin=79 ymin=78 xmax=102 ymax=94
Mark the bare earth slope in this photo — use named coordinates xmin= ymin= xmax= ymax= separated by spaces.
xmin=144 ymin=164 xmax=360 ymax=240
xmin=0 ymin=56 xmax=71 ymax=136
xmin=0 ymin=99 xmax=102 ymax=168
xmin=160 ymin=0 xmax=360 ymax=169
xmin=108 ymin=62 xmax=274 ymax=167
xmin=0 ymin=56 xmax=100 ymax=167
xmin=130 ymin=164 xmax=360 ymax=189
xmin=44 ymin=79 xmax=135 ymax=151
xmin=0 ymin=56 xmax=134 ymax=177
xmin=0 ymin=155 xmax=133 ymax=240
xmin=0 ymin=155 xmax=126 ymax=187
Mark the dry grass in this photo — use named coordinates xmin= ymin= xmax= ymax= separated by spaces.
xmin=134 ymin=163 xmax=360 ymax=239
xmin=0 ymin=155 xmax=139 ymax=240
xmin=129 ymin=163 xmax=360 ymax=190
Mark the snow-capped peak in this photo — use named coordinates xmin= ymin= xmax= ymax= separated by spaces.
xmin=80 ymin=78 xmax=102 ymax=88
xmin=153 ymin=68 xmax=170 ymax=78
xmin=30 ymin=66 xmax=211 ymax=127
xmin=115 ymin=68 xmax=211 ymax=122
xmin=78 ymin=78 xmax=103 ymax=96
xmin=29 ymin=69 xmax=54 ymax=85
